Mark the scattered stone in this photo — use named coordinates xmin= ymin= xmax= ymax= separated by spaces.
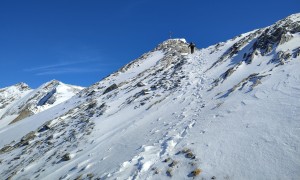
xmin=211 ymin=176 xmax=217 ymax=179
xmin=169 ymin=160 xmax=179 ymax=167
xmin=142 ymin=89 xmax=150 ymax=95
xmin=152 ymin=167 xmax=160 ymax=175
xmin=74 ymin=174 xmax=83 ymax=180
xmin=13 ymin=156 xmax=20 ymax=161
xmin=166 ymin=168 xmax=173 ymax=177
xmin=137 ymin=82 xmax=146 ymax=87
xmin=87 ymin=173 xmax=94 ymax=179
xmin=190 ymin=168 xmax=202 ymax=177
xmin=38 ymin=122 xmax=52 ymax=132
xmin=189 ymin=162 xmax=196 ymax=166
xmin=46 ymin=135 xmax=54 ymax=141
xmin=181 ymin=148 xmax=192 ymax=154
xmin=163 ymin=157 xmax=171 ymax=163
xmin=186 ymin=152 xmax=196 ymax=159
xmin=61 ymin=153 xmax=71 ymax=161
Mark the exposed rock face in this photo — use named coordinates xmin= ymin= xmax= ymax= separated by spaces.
xmin=9 ymin=107 xmax=34 ymax=124
xmin=103 ymin=84 xmax=118 ymax=94
xmin=15 ymin=82 xmax=31 ymax=91
xmin=155 ymin=39 xmax=189 ymax=53
xmin=251 ymin=14 xmax=299 ymax=57
xmin=209 ymin=29 xmax=263 ymax=69
xmin=209 ymin=13 xmax=300 ymax=69
xmin=226 ymin=73 xmax=269 ymax=96
xmin=20 ymin=131 xmax=36 ymax=143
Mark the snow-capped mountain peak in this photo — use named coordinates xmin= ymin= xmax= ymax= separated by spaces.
xmin=0 ymin=80 xmax=83 ymax=127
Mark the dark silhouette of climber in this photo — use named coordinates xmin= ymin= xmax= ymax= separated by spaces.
xmin=188 ymin=42 xmax=196 ymax=54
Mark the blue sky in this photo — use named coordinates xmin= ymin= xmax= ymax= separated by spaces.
xmin=0 ymin=0 xmax=299 ymax=88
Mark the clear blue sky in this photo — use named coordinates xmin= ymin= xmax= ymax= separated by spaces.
xmin=0 ymin=0 xmax=299 ymax=88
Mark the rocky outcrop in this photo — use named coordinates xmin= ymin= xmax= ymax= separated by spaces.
xmin=9 ymin=107 xmax=34 ymax=124
xmin=209 ymin=29 xmax=263 ymax=69
xmin=15 ymin=82 xmax=31 ymax=91
xmin=155 ymin=39 xmax=189 ymax=54
xmin=210 ymin=14 xmax=300 ymax=69
xmin=222 ymin=73 xmax=269 ymax=97
xmin=251 ymin=15 xmax=300 ymax=57
xmin=103 ymin=84 xmax=118 ymax=94
xmin=211 ymin=62 xmax=242 ymax=88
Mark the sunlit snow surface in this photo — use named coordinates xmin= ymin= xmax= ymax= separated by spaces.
xmin=0 ymin=14 xmax=300 ymax=180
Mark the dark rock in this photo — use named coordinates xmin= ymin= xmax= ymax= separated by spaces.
xmin=61 ymin=153 xmax=71 ymax=161
xmin=86 ymin=101 xmax=97 ymax=110
xmin=142 ymin=89 xmax=150 ymax=95
xmin=0 ymin=145 xmax=14 ymax=154
xmin=190 ymin=168 xmax=202 ymax=177
xmin=103 ymin=84 xmax=118 ymax=94
xmin=163 ymin=157 xmax=171 ymax=163
xmin=166 ymin=168 xmax=173 ymax=177
xmin=87 ymin=90 xmax=95 ymax=97
xmin=169 ymin=160 xmax=178 ymax=167
xmin=38 ymin=122 xmax=52 ymax=132
xmin=21 ymin=131 xmax=36 ymax=142
xmin=294 ymin=48 xmax=300 ymax=58
xmin=136 ymin=82 xmax=146 ymax=87
xmin=279 ymin=33 xmax=293 ymax=45
xmin=185 ymin=152 xmax=196 ymax=159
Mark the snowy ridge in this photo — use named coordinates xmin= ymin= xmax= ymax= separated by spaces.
xmin=0 ymin=80 xmax=83 ymax=127
xmin=0 ymin=13 xmax=299 ymax=180
xmin=0 ymin=83 xmax=32 ymax=127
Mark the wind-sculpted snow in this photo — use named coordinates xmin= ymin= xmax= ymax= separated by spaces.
xmin=0 ymin=14 xmax=300 ymax=180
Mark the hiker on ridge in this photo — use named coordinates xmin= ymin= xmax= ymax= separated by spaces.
xmin=188 ymin=42 xmax=196 ymax=54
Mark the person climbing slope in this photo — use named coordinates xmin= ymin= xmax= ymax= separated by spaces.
xmin=188 ymin=42 xmax=196 ymax=54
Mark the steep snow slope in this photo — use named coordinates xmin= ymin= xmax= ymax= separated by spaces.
xmin=0 ymin=13 xmax=299 ymax=180
xmin=0 ymin=80 xmax=83 ymax=128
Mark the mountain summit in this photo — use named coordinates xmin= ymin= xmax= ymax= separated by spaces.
xmin=0 ymin=14 xmax=299 ymax=180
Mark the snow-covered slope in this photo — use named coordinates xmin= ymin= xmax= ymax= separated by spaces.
xmin=0 ymin=83 xmax=32 ymax=127
xmin=0 ymin=13 xmax=299 ymax=180
xmin=0 ymin=80 xmax=83 ymax=127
